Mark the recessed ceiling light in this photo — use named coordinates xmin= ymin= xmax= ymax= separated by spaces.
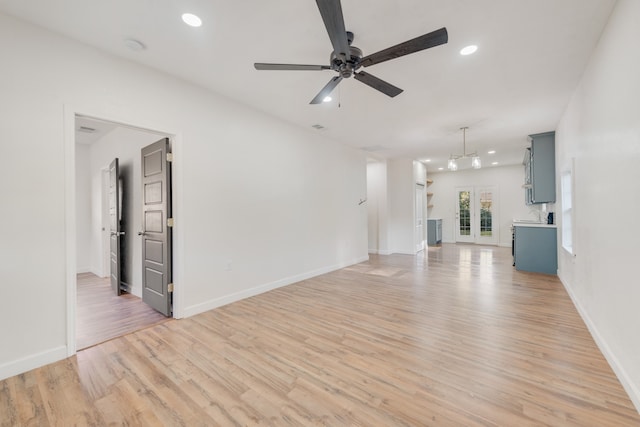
xmin=488 ymin=150 xmax=496 ymax=154
xmin=182 ymin=13 xmax=202 ymax=27
xmin=423 ymin=159 xmax=431 ymax=163
xmin=124 ymin=38 xmax=146 ymax=52
xmin=323 ymin=96 xmax=332 ymax=103
xmin=492 ymin=162 xmax=499 ymax=165
xmin=460 ymin=45 xmax=478 ymax=56
xmin=438 ymin=167 xmax=444 ymax=171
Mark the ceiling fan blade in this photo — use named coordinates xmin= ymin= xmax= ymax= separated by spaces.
xmin=310 ymin=76 xmax=343 ymax=104
xmin=359 ymin=27 xmax=448 ymax=68
xmin=254 ymin=63 xmax=331 ymax=71
xmin=354 ymin=71 xmax=403 ymax=98
xmin=316 ymin=0 xmax=351 ymax=61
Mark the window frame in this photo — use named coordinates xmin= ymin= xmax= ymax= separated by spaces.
xmin=560 ymin=165 xmax=574 ymax=255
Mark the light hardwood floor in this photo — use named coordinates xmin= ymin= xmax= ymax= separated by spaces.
xmin=2 ymin=245 xmax=639 ymax=426
xmin=76 ymin=273 xmax=170 ymax=350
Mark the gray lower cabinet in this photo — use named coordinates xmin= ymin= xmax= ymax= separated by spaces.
xmin=427 ymin=219 xmax=442 ymax=245
xmin=514 ymin=225 xmax=557 ymax=275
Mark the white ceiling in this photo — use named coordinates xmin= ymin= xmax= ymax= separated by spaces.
xmin=75 ymin=117 xmax=119 ymax=145
xmin=0 ymin=0 xmax=616 ymax=171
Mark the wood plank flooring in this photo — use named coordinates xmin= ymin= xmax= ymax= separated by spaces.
xmin=2 ymin=245 xmax=639 ymax=426
xmin=76 ymin=273 xmax=169 ymax=350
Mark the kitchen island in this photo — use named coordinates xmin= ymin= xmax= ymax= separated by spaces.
xmin=513 ymin=222 xmax=557 ymax=275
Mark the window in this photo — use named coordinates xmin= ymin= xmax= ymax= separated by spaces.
xmin=561 ymin=169 xmax=573 ymax=254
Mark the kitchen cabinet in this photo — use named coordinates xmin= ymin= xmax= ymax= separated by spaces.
xmin=513 ymin=224 xmax=557 ymax=274
xmin=524 ymin=131 xmax=556 ymax=204
xmin=427 ymin=218 xmax=442 ymax=245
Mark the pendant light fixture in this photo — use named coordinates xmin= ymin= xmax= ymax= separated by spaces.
xmin=448 ymin=126 xmax=481 ymax=170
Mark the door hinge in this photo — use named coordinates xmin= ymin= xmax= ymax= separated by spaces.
xmin=167 ymin=153 xmax=174 ymax=162
xmin=167 ymin=218 xmax=174 ymax=227
xmin=168 ymin=283 xmax=174 ymax=293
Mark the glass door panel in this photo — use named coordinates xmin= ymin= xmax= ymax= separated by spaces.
xmin=477 ymin=187 xmax=497 ymax=244
xmin=456 ymin=188 xmax=474 ymax=243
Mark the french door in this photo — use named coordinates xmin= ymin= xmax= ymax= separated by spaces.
xmin=455 ymin=186 xmax=498 ymax=244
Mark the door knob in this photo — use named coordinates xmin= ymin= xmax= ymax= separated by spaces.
xmin=110 ymin=231 xmax=125 ymax=236
xmin=138 ymin=231 xmax=146 ymax=236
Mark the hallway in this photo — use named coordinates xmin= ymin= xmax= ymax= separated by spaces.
xmin=76 ymin=273 xmax=170 ymax=350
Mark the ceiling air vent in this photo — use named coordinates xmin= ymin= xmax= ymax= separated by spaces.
xmin=311 ymin=124 xmax=325 ymax=130
xmin=78 ymin=126 xmax=97 ymax=133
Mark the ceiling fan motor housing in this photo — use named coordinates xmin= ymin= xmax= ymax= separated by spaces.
xmin=331 ymin=45 xmax=363 ymax=78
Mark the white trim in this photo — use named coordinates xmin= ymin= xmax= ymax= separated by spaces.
xmin=64 ymin=105 xmax=185 ymax=359
xmin=369 ymin=249 xmax=393 ymax=255
xmin=391 ymin=251 xmax=418 ymax=255
xmin=0 ymin=346 xmax=67 ymax=381
xmin=64 ymin=105 xmax=77 ymax=357
xmin=558 ymin=271 xmax=640 ymax=414
xmin=76 ymin=266 xmax=91 ymax=274
xmin=171 ymin=133 xmax=185 ymax=319
xmin=184 ymin=256 xmax=369 ymax=318
xmin=560 ymin=165 xmax=575 ymax=256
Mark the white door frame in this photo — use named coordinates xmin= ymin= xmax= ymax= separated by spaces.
xmin=455 ymin=185 xmax=499 ymax=245
xmin=64 ymin=105 xmax=184 ymax=357
xmin=415 ymin=183 xmax=425 ymax=252
xmin=100 ymin=168 xmax=111 ymax=278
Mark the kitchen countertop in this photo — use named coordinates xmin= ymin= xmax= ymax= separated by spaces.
xmin=512 ymin=220 xmax=557 ymax=229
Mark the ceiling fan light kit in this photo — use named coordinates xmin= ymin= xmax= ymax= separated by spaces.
xmin=254 ymin=0 xmax=448 ymax=104
xmin=448 ymin=126 xmax=481 ymax=171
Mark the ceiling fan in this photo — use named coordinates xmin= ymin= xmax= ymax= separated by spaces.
xmin=254 ymin=0 xmax=448 ymax=104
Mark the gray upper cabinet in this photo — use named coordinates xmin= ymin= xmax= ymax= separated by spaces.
xmin=524 ymin=131 xmax=556 ymax=204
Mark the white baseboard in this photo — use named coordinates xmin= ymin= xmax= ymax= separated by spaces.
xmin=369 ymin=249 xmax=393 ymax=255
xmin=0 ymin=345 xmax=67 ymax=381
xmin=184 ymin=255 xmax=370 ymax=318
xmin=76 ymin=266 xmax=91 ymax=274
xmin=558 ymin=271 xmax=640 ymax=414
xmin=130 ymin=284 xmax=142 ymax=298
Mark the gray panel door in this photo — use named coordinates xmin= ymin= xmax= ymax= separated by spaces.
xmin=109 ymin=158 xmax=122 ymax=296
xmin=140 ymin=138 xmax=172 ymax=316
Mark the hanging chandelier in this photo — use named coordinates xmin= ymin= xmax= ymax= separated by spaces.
xmin=448 ymin=126 xmax=481 ymax=171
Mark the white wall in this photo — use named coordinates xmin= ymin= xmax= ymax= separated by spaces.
xmin=75 ymin=144 xmax=92 ymax=273
xmin=366 ymin=160 xmax=390 ymax=254
xmin=387 ymin=159 xmax=416 ymax=254
xmin=428 ymin=165 xmax=532 ymax=246
xmin=368 ymin=159 xmax=426 ymax=255
xmin=0 ymin=14 xmax=368 ymax=379
xmin=555 ymin=0 xmax=640 ymax=411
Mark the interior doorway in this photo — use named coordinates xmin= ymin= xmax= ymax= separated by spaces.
xmin=74 ymin=115 xmax=174 ymax=350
